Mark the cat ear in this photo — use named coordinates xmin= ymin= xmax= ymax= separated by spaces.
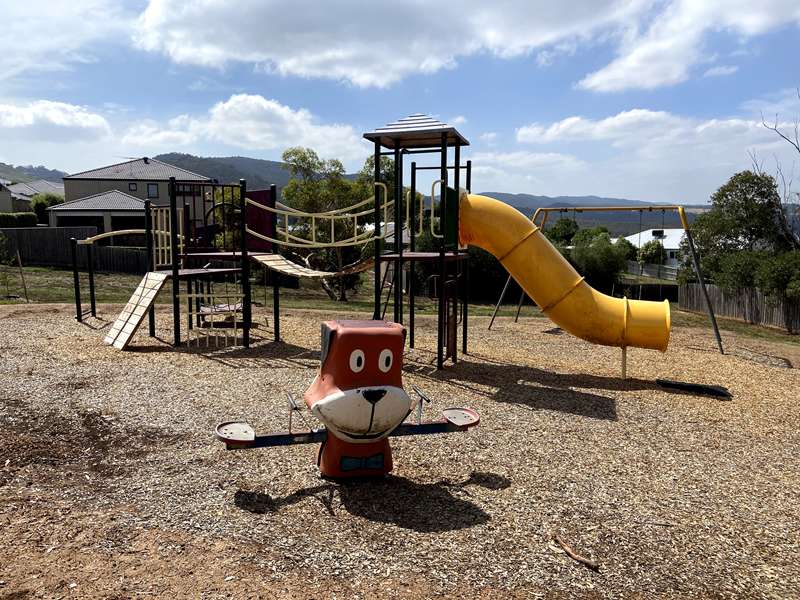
xmin=320 ymin=322 xmax=336 ymax=365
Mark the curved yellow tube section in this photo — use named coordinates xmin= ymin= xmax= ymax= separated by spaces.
xmin=459 ymin=193 xmax=670 ymax=351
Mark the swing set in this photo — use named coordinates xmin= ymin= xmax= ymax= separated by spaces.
xmin=489 ymin=204 xmax=724 ymax=355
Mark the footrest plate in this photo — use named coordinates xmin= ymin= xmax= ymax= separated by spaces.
xmin=442 ymin=407 xmax=480 ymax=428
xmin=215 ymin=421 xmax=256 ymax=448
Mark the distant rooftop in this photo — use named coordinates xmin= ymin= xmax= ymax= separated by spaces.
xmin=624 ymin=228 xmax=685 ymax=250
xmin=363 ymin=114 xmax=469 ymax=149
xmin=65 ymin=157 xmax=210 ymax=181
xmin=7 ymin=179 xmax=64 ymax=197
xmin=49 ymin=189 xmax=146 ymax=212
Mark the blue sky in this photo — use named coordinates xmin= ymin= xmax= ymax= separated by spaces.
xmin=1 ymin=0 xmax=799 ymax=203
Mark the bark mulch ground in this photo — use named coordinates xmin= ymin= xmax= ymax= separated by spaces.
xmin=1 ymin=303 xmax=798 ymax=599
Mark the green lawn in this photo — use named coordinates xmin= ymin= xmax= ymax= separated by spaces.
xmin=2 ymin=266 xmax=796 ymax=346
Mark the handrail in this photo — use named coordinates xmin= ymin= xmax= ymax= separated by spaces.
xmin=430 ymin=179 xmax=443 ymax=238
xmin=77 ymin=229 xmax=184 ymax=245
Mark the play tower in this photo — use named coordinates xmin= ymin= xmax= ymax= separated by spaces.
xmin=364 ymin=114 xmax=471 ymax=369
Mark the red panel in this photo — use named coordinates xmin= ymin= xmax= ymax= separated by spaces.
xmin=245 ymin=188 xmax=275 ymax=252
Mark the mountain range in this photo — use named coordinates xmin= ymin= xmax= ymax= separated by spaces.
xmin=4 ymin=152 xmax=700 ymax=235
xmin=0 ymin=162 xmax=67 ymax=184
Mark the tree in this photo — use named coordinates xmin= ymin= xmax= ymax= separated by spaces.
xmin=545 ymin=217 xmax=579 ymax=245
xmin=570 ymin=229 xmax=626 ymax=293
xmin=760 ymin=87 xmax=800 ymax=250
xmin=755 ymin=251 xmax=800 ymax=333
xmin=30 ymin=192 xmax=63 ymax=224
xmin=281 ymin=147 xmax=370 ymax=301
xmin=615 ymin=237 xmax=637 ymax=261
xmin=638 ymin=240 xmax=664 ymax=265
xmin=715 ymin=251 xmax=769 ymax=291
xmin=678 ymin=170 xmax=790 ymax=282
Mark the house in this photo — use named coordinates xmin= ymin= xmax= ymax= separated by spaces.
xmin=47 ymin=190 xmax=146 ymax=242
xmin=63 ymin=157 xmax=210 ymax=223
xmin=623 ymin=228 xmax=685 ymax=266
xmin=3 ymin=179 xmax=64 ymax=212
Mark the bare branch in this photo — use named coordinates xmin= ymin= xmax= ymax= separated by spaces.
xmin=748 ymin=149 xmax=765 ymax=175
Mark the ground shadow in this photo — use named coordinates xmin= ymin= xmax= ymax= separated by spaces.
xmin=234 ymin=470 xmax=507 ymax=533
xmin=409 ymin=357 xmax=626 ymax=421
xmin=127 ymin=339 xmax=318 ymax=369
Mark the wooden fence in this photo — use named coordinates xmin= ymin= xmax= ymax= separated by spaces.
xmin=679 ymin=283 xmax=800 ymax=333
xmin=0 ymin=227 xmax=149 ymax=274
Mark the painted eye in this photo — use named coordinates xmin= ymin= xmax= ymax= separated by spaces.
xmin=378 ymin=349 xmax=393 ymax=373
xmin=349 ymin=349 xmax=365 ymax=373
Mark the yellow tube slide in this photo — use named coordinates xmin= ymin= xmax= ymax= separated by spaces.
xmin=459 ymin=193 xmax=670 ymax=351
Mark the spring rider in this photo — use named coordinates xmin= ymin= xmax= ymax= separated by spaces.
xmin=215 ymin=320 xmax=479 ymax=477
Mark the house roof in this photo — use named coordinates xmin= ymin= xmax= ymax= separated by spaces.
xmin=65 ymin=157 xmax=210 ymax=181
xmin=7 ymin=179 xmax=64 ymax=197
xmin=49 ymin=189 xmax=146 ymax=212
xmin=624 ymin=228 xmax=685 ymax=250
xmin=363 ymin=114 xmax=469 ymax=149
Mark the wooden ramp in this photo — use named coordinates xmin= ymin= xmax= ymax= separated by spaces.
xmin=104 ymin=272 xmax=169 ymax=350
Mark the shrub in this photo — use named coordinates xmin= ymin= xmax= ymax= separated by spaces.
xmin=30 ymin=192 xmax=64 ymax=224
xmin=0 ymin=212 xmax=37 ymax=228
xmin=638 ymin=239 xmax=665 ymax=265
xmin=716 ymin=251 xmax=769 ymax=291
xmin=615 ymin=237 xmax=638 ymax=261
xmin=570 ymin=230 xmax=627 ymax=293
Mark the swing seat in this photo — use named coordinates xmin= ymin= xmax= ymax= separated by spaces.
xmin=442 ymin=407 xmax=480 ymax=428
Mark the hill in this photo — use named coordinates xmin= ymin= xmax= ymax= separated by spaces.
xmin=154 ymin=153 xmax=293 ymax=189
xmin=0 ymin=162 xmax=67 ymax=184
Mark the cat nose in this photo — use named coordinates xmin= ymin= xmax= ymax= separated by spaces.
xmin=362 ymin=389 xmax=386 ymax=404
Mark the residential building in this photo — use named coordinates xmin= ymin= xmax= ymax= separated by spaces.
xmin=63 ymin=157 xmax=210 ymax=223
xmin=48 ymin=190 xmax=146 ymax=242
xmin=3 ymin=179 xmax=64 ymax=212
xmin=623 ymin=228 xmax=685 ymax=266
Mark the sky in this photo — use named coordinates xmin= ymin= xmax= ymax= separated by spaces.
xmin=1 ymin=0 xmax=799 ymax=203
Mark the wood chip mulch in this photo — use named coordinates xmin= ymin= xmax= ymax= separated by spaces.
xmin=1 ymin=303 xmax=798 ymax=598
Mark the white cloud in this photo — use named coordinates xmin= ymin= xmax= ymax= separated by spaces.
xmin=479 ymin=132 xmax=498 ymax=145
xmin=0 ymin=1 xmax=132 ymax=83
xmin=507 ymin=106 xmax=798 ymax=201
xmin=703 ymin=65 xmax=739 ymax=78
xmin=122 ymin=94 xmax=368 ymax=163
xmin=0 ymin=100 xmax=111 ymax=142
xmin=133 ymin=0 xmax=647 ymax=88
xmin=450 ymin=115 xmax=467 ymax=126
xmin=579 ymin=0 xmax=800 ymax=92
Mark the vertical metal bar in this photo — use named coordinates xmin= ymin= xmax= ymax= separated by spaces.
xmin=466 ymin=160 xmax=472 ymax=193
xmin=409 ymin=161 xmax=416 ymax=348
xmin=489 ymin=274 xmax=512 ymax=330
xmin=685 ymin=229 xmax=724 ymax=354
xmin=169 ymin=177 xmax=181 ymax=346
xmin=269 ymin=184 xmax=280 ymax=342
xmin=70 ymin=237 xmax=82 ymax=322
xmin=86 ymin=243 xmax=96 ymax=317
xmin=453 ymin=143 xmax=461 ymax=362
xmin=437 ymin=132 xmax=447 ymax=369
xmin=186 ymin=278 xmax=193 ymax=331
xmin=373 ymin=140 xmax=382 ymax=320
xmin=144 ymin=200 xmax=156 ymax=337
xmin=463 ymin=256 xmax=469 ymax=354
xmin=393 ymin=142 xmax=402 ymax=324
xmin=239 ymin=179 xmax=250 ymax=348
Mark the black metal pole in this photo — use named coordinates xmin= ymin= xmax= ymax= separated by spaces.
xmin=437 ymin=132 xmax=447 ymax=369
xmin=514 ymin=291 xmax=525 ymax=322
xmin=409 ymin=161 xmax=416 ymax=348
xmin=169 ymin=177 xmax=181 ymax=346
xmin=144 ymin=200 xmax=155 ymax=337
xmin=453 ymin=143 xmax=463 ymax=359
xmin=489 ymin=274 xmax=512 ymax=330
xmin=393 ymin=143 xmax=402 ymax=324
xmin=466 ymin=160 xmax=472 ymax=193
xmin=239 ymin=179 xmax=251 ymax=348
xmin=373 ymin=141 xmax=382 ymax=320
xmin=270 ymin=184 xmax=280 ymax=342
xmin=70 ymin=237 xmax=82 ymax=322
xmin=685 ymin=229 xmax=724 ymax=354
xmin=86 ymin=243 xmax=96 ymax=317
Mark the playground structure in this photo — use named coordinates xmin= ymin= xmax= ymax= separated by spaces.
xmin=487 ymin=204 xmax=724 ymax=359
xmin=68 ymin=113 xmax=724 ymax=373
xmin=216 ymin=319 xmax=480 ymax=478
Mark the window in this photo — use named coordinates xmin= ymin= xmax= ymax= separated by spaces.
xmin=147 ymin=183 xmax=159 ymax=198
xmin=128 ymin=182 xmax=137 ymax=192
